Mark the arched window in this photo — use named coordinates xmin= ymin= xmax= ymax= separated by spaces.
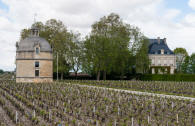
xmin=35 ymin=61 xmax=39 ymax=68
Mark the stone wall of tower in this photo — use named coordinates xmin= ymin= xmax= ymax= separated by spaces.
xmin=16 ymin=52 xmax=52 ymax=59
xmin=16 ymin=51 xmax=53 ymax=83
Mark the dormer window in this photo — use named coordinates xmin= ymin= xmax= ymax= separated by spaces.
xmin=35 ymin=47 xmax=39 ymax=54
xmin=158 ymin=50 xmax=161 ymax=54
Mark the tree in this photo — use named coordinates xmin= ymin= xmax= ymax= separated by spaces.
xmin=173 ymin=48 xmax=188 ymax=73
xmin=0 ymin=69 xmax=4 ymax=74
xmin=128 ymin=26 xmax=150 ymax=74
xmin=181 ymin=55 xmax=190 ymax=73
xmin=20 ymin=22 xmax=44 ymax=40
xmin=66 ymin=32 xmax=83 ymax=79
xmin=189 ymin=53 xmax=195 ymax=74
xmin=44 ymin=19 xmax=72 ymax=79
xmin=83 ymin=13 xmax=131 ymax=80
xmin=135 ymin=38 xmax=150 ymax=74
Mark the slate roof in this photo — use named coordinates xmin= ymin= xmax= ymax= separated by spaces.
xmin=17 ymin=36 xmax=52 ymax=52
xmin=148 ymin=38 xmax=174 ymax=55
xmin=16 ymin=26 xmax=52 ymax=52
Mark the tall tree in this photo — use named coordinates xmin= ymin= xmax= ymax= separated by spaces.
xmin=181 ymin=55 xmax=190 ymax=73
xmin=0 ymin=69 xmax=4 ymax=74
xmin=135 ymin=38 xmax=150 ymax=74
xmin=129 ymin=26 xmax=150 ymax=74
xmin=189 ymin=53 xmax=195 ymax=74
xmin=44 ymin=19 xmax=71 ymax=79
xmin=174 ymin=48 xmax=188 ymax=73
xmin=83 ymin=13 xmax=131 ymax=80
xmin=66 ymin=32 xmax=83 ymax=78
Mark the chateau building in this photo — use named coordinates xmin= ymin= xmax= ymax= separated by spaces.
xmin=16 ymin=26 xmax=53 ymax=83
xmin=148 ymin=37 xmax=176 ymax=74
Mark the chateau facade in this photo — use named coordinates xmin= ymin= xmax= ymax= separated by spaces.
xmin=148 ymin=37 xmax=176 ymax=74
xmin=16 ymin=26 xmax=53 ymax=83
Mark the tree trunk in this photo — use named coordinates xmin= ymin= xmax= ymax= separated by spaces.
xmin=97 ymin=71 xmax=100 ymax=81
xmin=75 ymin=72 xmax=78 ymax=80
xmin=103 ymin=71 xmax=106 ymax=80
xmin=61 ymin=72 xmax=63 ymax=80
xmin=120 ymin=72 xmax=124 ymax=80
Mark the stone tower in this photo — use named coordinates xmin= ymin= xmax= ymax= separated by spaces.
xmin=16 ymin=26 xmax=53 ymax=83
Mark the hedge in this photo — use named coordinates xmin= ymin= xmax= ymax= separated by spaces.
xmin=139 ymin=74 xmax=195 ymax=82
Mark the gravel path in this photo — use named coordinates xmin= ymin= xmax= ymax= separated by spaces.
xmin=74 ymin=83 xmax=195 ymax=101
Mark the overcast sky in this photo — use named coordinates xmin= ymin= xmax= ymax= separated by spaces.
xmin=0 ymin=0 xmax=195 ymax=71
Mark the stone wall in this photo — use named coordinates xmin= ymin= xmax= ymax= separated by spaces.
xmin=16 ymin=77 xmax=53 ymax=83
xmin=16 ymin=51 xmax=53 ymax=83
xmin=149 ymin=54 xmax=176 ymax=74
xmin=16 ymin=51 xmax=52 ymax=59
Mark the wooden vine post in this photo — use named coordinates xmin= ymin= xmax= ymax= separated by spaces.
xmin=15 ymin=111 xmax=18 ymax=124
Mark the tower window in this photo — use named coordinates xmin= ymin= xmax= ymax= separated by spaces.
xmin=35 ymin=47 xmax=39 ymax=54
xmin=35 ymin=70 xmax=39 ymax=77
xmin=35 ymin=61 xmax=39 ymax=68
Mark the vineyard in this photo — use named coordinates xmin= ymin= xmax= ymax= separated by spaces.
xmin=66 ymin=80 xmax=195 ymax=97
xmin=0 ymin=81 xmax=195 ymax=126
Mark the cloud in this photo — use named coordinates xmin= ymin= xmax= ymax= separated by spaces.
xmin=189 ymin=0 xmax=195 ymax=9
xmin=0 ymin=0 xmax=194 ymax=71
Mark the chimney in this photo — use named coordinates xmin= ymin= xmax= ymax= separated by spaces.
xmin=161 ymin=49 xmax=164 ymax=54
xmin=164 ymin=38 xmax=167 ymax=44
xmin=157 ymin=37 xmax=160 ymax=44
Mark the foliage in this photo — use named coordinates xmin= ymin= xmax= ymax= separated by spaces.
xmin=135 ymin=38 xmax=150 ymax=74
xmin=173 ymin=48 xmax=188 ymax=73
xmin=83 ymin=13 xmax=131 ymax=80
xmin=83 ymin=13 xmax=149 ymax=80
xmin=0 ymin=69 xmax=4 ymax=74
xmin=189 ymin=53 xmax=195 ymax=74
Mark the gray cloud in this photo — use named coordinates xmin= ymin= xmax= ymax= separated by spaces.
xmin=0 ymin=0 xmax=194 ymax=71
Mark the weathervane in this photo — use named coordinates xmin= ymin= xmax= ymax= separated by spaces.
xmin=34 ymin=13 xmax=37 ymax=23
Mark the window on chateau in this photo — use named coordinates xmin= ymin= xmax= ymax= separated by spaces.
xmin=170 ymin=60 xmax=173 ymax=64
xmin=164 ymin=60 xmax=167 ymax=64
xmin=35 ymin=61 xmax=39 ymax=68
xmin=158 ymin=60 xmax=161 ymax=64
xmin=35 ymin=70 xmax=39 ymax=77
xmin=152 ymin=59 xmax=154 ymax=64
xmin=36 ymin=47 xmax=39 ymax=54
